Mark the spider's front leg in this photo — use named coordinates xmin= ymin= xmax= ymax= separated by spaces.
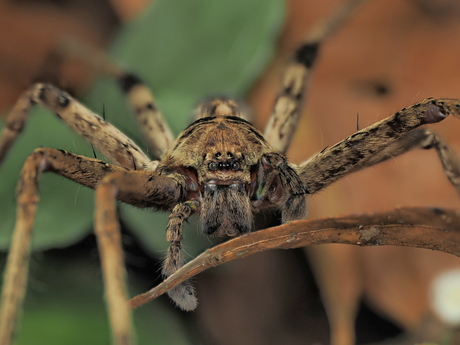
xmin=0 ymin=83 xmax=153 ymax=170
xmin=298 ymin=98 xmax=460 ymax=195
xmin=58 ymin=39 xmax=175 ymax=158
xmin=94 ymin=170 xmax=183 ymax=344
xmin=0 ymin=149 xmax=129 ymax=345
xmin=0 ymin=148 xmax=182 ymax=345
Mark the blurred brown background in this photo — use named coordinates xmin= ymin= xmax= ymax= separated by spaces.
xmin=2 ymin=0 xmax=460 ymax=344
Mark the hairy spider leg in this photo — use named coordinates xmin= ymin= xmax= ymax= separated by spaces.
xmin=0 ymin=81 xmax=184 ymax=344
xmin=93 ymin=169 xmax=181 ymax=345
xmin=264 ymin=0 xmax=365 ymax=154
xmin=0 ymin=148 xmax=181 ymax=345
xmin=348 ymin=128 xmax=460 ymax=189
xmin=163 ymin=200 xmax=200 ymax=311
xmin=0 ymin=83 xmax=153 ymax=171
xmin=116 ymin=72 xmax=175 ymax=159
xmin=58 ymin=39 xmax=175 ymax=159
xmin=298 ymin=98 xmax=460 ymax=194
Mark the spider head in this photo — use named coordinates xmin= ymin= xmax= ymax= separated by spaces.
xmin=197 ymin=152 xmax=308 ymax=237
xmin=197 ymin=149 xmax=253 ymax=236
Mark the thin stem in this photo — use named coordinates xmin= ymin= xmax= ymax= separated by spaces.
xmin=129 ymin=206 xmax=460 ymax=309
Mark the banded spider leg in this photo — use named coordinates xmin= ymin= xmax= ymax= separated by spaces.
xmin=0 ymin=77 xmax=180 ymax=345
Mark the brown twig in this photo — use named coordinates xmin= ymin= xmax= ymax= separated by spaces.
xmin=129 ymin=207 xmax=460 ymax=309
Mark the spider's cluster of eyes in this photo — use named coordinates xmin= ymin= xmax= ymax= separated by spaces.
xmin=208 ymin=152 xmax=242 ymax=171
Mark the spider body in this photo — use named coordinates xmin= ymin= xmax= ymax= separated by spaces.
xmin=158 ymin=100 xmax=307 ymax=237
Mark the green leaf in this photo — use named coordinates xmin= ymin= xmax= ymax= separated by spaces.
xmin=0 ymin=0 xmax=285 ymax=253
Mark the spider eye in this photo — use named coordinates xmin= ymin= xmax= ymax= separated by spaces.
xmin=209 ymin=161 xmax=218 ymax=171
xmin=232 ymin=162 xmax=240 ymax=171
